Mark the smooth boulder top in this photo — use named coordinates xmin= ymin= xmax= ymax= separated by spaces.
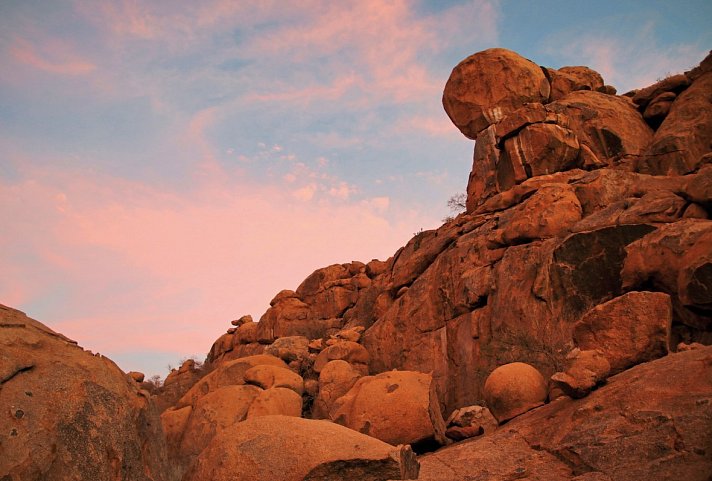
xmin=184 ymin=415 xmax=419 ymax=481
xmin=483 ymin=362 xmax=547 ymax=423
xmin=443 ymin=48 xmax=551 ymax=139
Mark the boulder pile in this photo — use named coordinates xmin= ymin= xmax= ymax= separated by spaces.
xmin=2 ymin=47 xmax=711 ymax=481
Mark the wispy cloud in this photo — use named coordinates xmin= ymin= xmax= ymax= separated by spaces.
xmin=541 ymin=20 xmax=708 ymax=92
xmin=9 ymin=37 xmax=96 ymax=76
xmin=0 ymin=156 xmax=428 ymax=363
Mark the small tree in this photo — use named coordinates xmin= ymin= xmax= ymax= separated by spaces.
xmin=443 ymin=193 xmax=467 ymax=222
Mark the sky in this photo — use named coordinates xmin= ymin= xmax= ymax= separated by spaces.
xmin=1 ymin=0 xmax=710 ymax=378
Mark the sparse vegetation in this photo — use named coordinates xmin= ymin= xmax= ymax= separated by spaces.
xmin=145 ymin=374 xmax=163 ymax=389
xmin=443 ymin=192 xmax=467 ymax=222
xmin=412 ymin=228 xmax=425 ymax=250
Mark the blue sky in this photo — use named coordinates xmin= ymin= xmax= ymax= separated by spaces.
xmin=1 ymin=0 xmax=710 ymax=378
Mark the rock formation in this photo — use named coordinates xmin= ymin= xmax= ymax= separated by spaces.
xmin=3 ymin=47 xmax=711 ymax=480
xmin=418 ymin=347 xmax=712 ymax=481
xmin=0 ymin=304 xmax=176 ymax=481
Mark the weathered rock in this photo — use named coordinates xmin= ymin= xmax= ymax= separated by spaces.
xmin=160 ymin=405 xmax=192 ymax=453
xmin=331 ymin=371 xmax=447 ymax=449
xmin=184 ymin=415 xmax=419 ymax=481
xmin=389 ymin=222 xmax=462 ymax=291
xmin=483 ymin=362 xmax=547 ymax=423
xmin=548 ymin=90 xmax=653 ymax=165
xmin=545 ymin=65 xmax=605 ymax=101
xmin=418 ymin=347 xmax=712 ymax=481
xmin=313 ymin=360 xmax=362 ymax=419
xmin=597 ymin=85 xmax=617 ymax=95
xmin=632 ymin=73 xmax=690 ymax=109
xmin=308 ymin=338 xmax=324 ymax=352
xmin=264 ymin=335 xmax=310 ymax=362
xmin=621 ymin=219 xmax=712 ymax=330
xmin=491 ymin=184 xmax=582 ymax=246
xmin=573 ymin=291 xmax=672 ymax=374
xmin=231 ymin=314 xmax=253 ymax=326
xmin=244 ymin=364 xmax=304 ymax=395
xmin=179 ymin=384 xmax=262 ymax=458
xmin=571 ymin=190 xmax=687 ymax=232
xmin=330 ymin=325 xmax=365 ymax=343
xmin=234 ymin=320 xmax=260 ymax=344
xmin=304 ymin=378 xmax=319 ymax=397
xmin=206 ymin=332 xmax=234 ymax=362
xmin=443 ymin=48 xmax=550 ymax=139
xmin=128 ymin=371 xmax=145 ymax=383
xmin=0 ymin=305 xmax=175 ymax=481
xmin=246 ymin=387 xmax=303 ymax=418
xmin=639 ymin=72 xmax=712 ymax=175
xmin=313 ymin=340 xmax=370 ymax=375
xmin=466 ymin=124 xmax=500 ymax=209
xmin=255 ymin=264 xmax=368 ymax=342
xmin=155 ymin=358 xmax=204 ymax=412
xmin=499 ymin=122 xmax=580 ymax=187
xmin=550 ymin=349 xmax=610 ymax=398
xmin=177 ymin=354 xmax=287 ymax=408
xmin=444 ymin=405 xmax=497 ymax=441
xmin=642 ymin=91 xmax=676 ymax=125
xmin=686 ymin=163 xmax=712 ymax=206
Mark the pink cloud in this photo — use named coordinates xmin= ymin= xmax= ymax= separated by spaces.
xmin=0 ymin=160 xmax=431 ymax=361
xmin=9 ymin=37 xmax=96 ymax=76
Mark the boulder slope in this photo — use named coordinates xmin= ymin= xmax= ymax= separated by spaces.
xmin=0 ymin=304 xmax=175 ymax=481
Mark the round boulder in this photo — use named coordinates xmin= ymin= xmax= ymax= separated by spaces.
xmin=330 ymin=370 xmax=447 ymax=448
xmin=443 ymin=48 xmax=550 ymax=139
xmin=246 ymin=387 xmax=303 ymax=419
xmin=483 ymin=362 xmax=547 ymax=423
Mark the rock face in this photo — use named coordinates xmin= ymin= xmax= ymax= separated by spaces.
xmin=184 ymin=48 xmax=709 ymax=479
xmin=0 ymin=305 xmax=175 ymax=481
xmin=418 ymin=347 xmax=712 ymax=481
xmin=573 ymin=291 xmax=672 ymax=373
xmin=330 ymin=371 xmax=447 ymax=449
xmin=184 ymin=415 xmax=419 ymax=481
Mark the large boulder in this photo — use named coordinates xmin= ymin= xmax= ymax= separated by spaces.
xmin=550 ymin=349 xmax=611 ymax=399
xmin=621 ymin=220 xmax=712 ymax=332
xmin=176 ymin=354 xmax=287 ymax=408
xmin=0 ymin=305 xmax=175 ymax=481
xmin=331 ymin=371 xmax=448 ymax=449
xmin=418 ymin=347 xmax=712 ymax=481
xmin=243 ymin=364 xmax=304 ymax=395
xmin=573 ymin=291 xmax=672 ymax=373
xmin=312 ymin=360 xmax=362 ymax=419
xmin=264 ymin=335 xmax=310 ymax=362
xmin=246 ymin=387 xmax=303 ymax=418
xmin=639 ymin=72 xmax=712 ymax=175
xmin=178 ymin=384 xmax=262 ymax=458
xmin=155 ymin=358 xmax=203 ymax=412
xmin=443 ymin=48 xmax=550 ymax=139
xmin=183 ymin=415 xmax=420 ymax=481
xmin=548 ymin=90 xmax=653 ymax=165
xmin=483 ymin=362 xmax=547 ymax=423
xmin=313 ymin=341 xmax=370 ymax=375
xmin=545 ymin=65 xmax=605 ymax=101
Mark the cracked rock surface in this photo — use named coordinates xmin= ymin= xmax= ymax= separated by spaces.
xmin=418 ymin=347 xmax=712 ymax=481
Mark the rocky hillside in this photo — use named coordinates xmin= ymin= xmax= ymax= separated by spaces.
xmin=2 ymin=48 xmax=711 ymax=481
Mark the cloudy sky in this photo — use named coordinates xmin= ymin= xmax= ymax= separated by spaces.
xmin=1 ymin=0 xmax=710 ymax=378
